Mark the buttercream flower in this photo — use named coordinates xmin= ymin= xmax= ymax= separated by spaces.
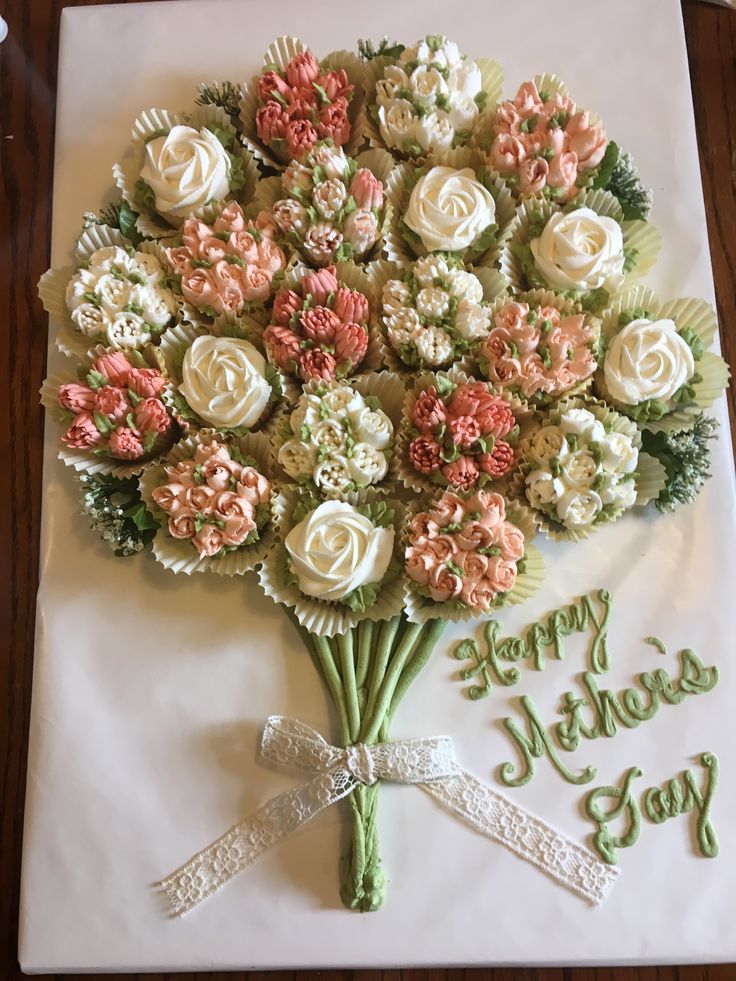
xmin=108 ymin=427 xmax=144 ymax=460
xmin=343 ymin=209 xmax=378 ymax=256
xmin=555 ymin=488 xmax=603 ymax=527
xmin=313 ymin=179 xmax=347 ymax=220
xmin=273 ymin=199 xmax=309 ymax=235
xmin=428 ymin=564 xmax=463 ymax=602
xmin=139 ymin=125 xmax=231 ymax=221
xmin=58 ymin=383 xmax=95 ymax=413
xmin=490 ymin=134 xmax=526 ymax=173
xmin=333 ymin=288 xmax=369 ymax=325
xmin=442 ymin=456 xmax=478 ymax=489
xmin=127 ymin=368 xmax=166 ymax=400
xmin=180 ymin=336 xmax=271 ymax=430
xmin=94 ymin=386 xmax=129 ymax=422
xmin=547 ymin=151 xmax=579 ymax=201
xmin=285 ymin=51 xmax=320 ymax=88
xmin=215 ymin=201 xmax=247 ymax=234
xmin=318 ymin=69 xmax=353 ymax=102
xmin=181 ymin=267 xmax=219 ymax=309
xmin=193 ymin=523 xmax=224 ymax=557
xmin=134 ymin=397 xmax=171 ymax=435
xmin=404 ymin=167 xmax=495 ymax=253
xmin=236 ymin=468 xmax=272 ymax=507
xmin=301 ymin=349 xmax=337 ymax=381
xmin=408 ymin=435 xmax=442 ymax=474
xmin=169 ymin=511 xmax=196 ymax=539
xmin=519 ymin=157 xmax=549 ymax=196
xmin=378 ymin=100 xmax=416 ymax=149
xmin=515 ymin=81 xmax=543 ymax=114
xmin=92 ymin=352 xmax=130 ymax=387
xmin=301 ymin=266 xmax=338 ymax=304
xmin=70 ymin=304 xmax=107 ymax=338
xmin=416 ymin=287 xmax=450 ymax=319
xmin=317 ymin=97 xmax=351 ymax=145
xmin=258 ymin=70 xmax=291 ymax=102
xmin=415 ymin=327 xmax=454 ymax=365
xmin=445 ymin=268 xmax=483 ymax=302
xmin=334 ymin=322 xmax=368 ymax=366
xmin=285 ymin=119 xmax=318 ymax=158
xmin=152 ymin=484 xmax=183 ymax=512
xmin=301 ymin=306 xmax=341 ymax=344
xmin=570 ymin=125 xmax=607 ymax=170
xmin=63 ymin=412 xmax=103 ymax=449
xmin=186 ymin=485 xmax=217 ymax=513
xmin=221 ymin=513 xmax=256 ymax=548
xmin=279 ymin=438 xmax=316 ymax=479
xmin=603 ymin=318 xmax=695 ymax=405
xmin=201 ymin=450 xmax=242 ymax=491
xmin=413 ymin=387 xmax=447 ymax=432
xmin=454 ymin=299 xmax=490 ymax=341
xmin=303 ymin=223 xmax=343 ymax=265
xmin=349 ymin=443 xmax=389 ymax=486
xmin=530 ymin=208 xmax=625 ymax=293
xmin=285 ymin=501 xmax=394 ymax=602
xmin=263 ymin=325 xmax=302 ymax=371
xmin=283 ymin=160 xmax=314 ymax=194
xmin=405 ymin=546 xmax=435 ymax=585
xmin=350 ymin=169 xmax=384 ymax=211
xmin=478 ymin=441 xmax=515 ymax=477
xmin=309 ymin=144 xmax=349 ymax=180
xmin=241 ymin=266 xmax=272 ymax=303
xmin=272 ymin=289 xmax=303 ymax=326
xmin=449 ymin=415 xmax=482 ymax=448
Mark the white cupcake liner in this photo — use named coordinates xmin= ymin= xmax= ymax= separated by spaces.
xmin=257 ymin=488 xmax=405 ymax=637
xmin=498 ymin=190 xmax=661 ymax=303
xmin=138 ymin=430 xmax=277 ymax=576
xmin=384 ymin=162 xmax=515 ymax=268
xmin=239 ymin=38 xmax=367 ymax=171
xmin=40 ymin=354 xmax=180 ymax=479
xmin=513 ymin=395 xmax=667 ymax=543
xmin=397 ymin=367 xmax=533 ymax=496
xmin=472 ymin=288 xmax=600 ymax=404
xmin=402 ymin=497 xmax=544 ymax=624
xmin=40 ymin=233 xmax=184 ymax=360
xmin=157 ymin=319 xmax=285 ymax=435
xmin=597 ymin=288 xmax=729 ymax=433
xmin=270 ymin=371 xmax=405 ymax=504
xmin=112 ymin=104 xmax=259 ymax=237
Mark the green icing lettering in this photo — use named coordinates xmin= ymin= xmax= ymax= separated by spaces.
xmin=585 ymin=767 xmax=642 ymax=864
xmin=499 ymin=695 xmax=597 ymax=788
xmin=643 ymin=752 xmax=719 ymax=858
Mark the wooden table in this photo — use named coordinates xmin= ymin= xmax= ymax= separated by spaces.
xmin=2 ymin=1 xmax=735 ymax=977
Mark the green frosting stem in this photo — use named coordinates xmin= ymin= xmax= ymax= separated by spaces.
xmin=355 ymin=620 xmax=374 ymax=698
xmin=337 ymin=631 xmax=360 ymax=745
xmin=381 ymin=619 xmax=447 ymax=741
xmin=362 ymin=622 xmax=424 ymax=745
xmin=312 ymin=635 xmax=351 ymax=744
xmin=360 ymin=617 xmax=401 ymax=741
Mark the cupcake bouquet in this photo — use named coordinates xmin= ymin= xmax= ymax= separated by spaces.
xmin=37 ymin=34 xmax=728 ymax=917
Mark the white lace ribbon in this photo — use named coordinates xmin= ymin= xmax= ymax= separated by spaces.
xmin=160 ymin=716 xmax=619 ymax=914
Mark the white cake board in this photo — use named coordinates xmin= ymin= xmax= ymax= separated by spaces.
xmin=19 ymin=0 xmax=736 ymax=970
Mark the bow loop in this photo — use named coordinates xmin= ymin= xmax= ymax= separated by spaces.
xmin=261 ymin=715 xmax=344 ymax=772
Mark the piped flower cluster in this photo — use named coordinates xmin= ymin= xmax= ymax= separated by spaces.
xmin=263 ymin=265 xmax=370 ymax=383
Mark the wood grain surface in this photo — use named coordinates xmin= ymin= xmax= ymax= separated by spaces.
xmin=2 ymin=1 xmax=735 ymax=977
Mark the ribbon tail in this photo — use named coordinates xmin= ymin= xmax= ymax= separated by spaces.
xmin=420 ymin=771 xmax=620 ymax=906
xmin=160 ymin=768 xmax=356 ymax=916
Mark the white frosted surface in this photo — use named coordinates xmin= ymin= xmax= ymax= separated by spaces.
xmin=19 ymin=0 xmax=736 ymax=970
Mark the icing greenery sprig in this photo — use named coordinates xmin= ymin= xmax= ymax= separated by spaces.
xmin=77 ymin=472 xmax=157 ymax=556
xmin=641 ymin=414 xmax=719 ymax=512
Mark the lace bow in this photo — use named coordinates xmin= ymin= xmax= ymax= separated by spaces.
xmin=160 ymin=716 xmax=618 ymax=914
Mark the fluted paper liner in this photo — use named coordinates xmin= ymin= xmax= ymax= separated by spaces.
xmin=513 ymin=396 xmax=667 ymax=543
xmin=397 ymin=368 xmax=534 ymax=496
xmin=258 ymin=488 xmax=405 ymax=637
xmin=498 ymin=190 xmax=661 ymax=301
xmin=112 ymin=104 xmax=259 ymax=236
xmin=597 ymin=287 xmax=729 ymax=433
xmin=138 ymin=430 xmax=277 ymax=576
xmin=363 ymin=53 xmax=503 ymax=163
xmin=40 ymin=232 xmax=184 ymax=359
xmin=158 ymin=319 xmax=284 ymax=435
xmin=402 ymin=497 xmax=544 ymax=625
xmin=40 ymin=362 xmax=179 ymax=479
xmin=472 ymin=289 xmax=601 ymax=404
xmin=384 ymin=162 xmax=515 ymax=268
xmin=270 ymin=371 xmax=404 ymax=504
xmin=239 ymin=37 xmax=367 ymax=171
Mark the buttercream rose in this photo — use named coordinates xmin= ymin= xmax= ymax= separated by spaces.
xmin=139 ymin=125 xmax=231 ymax=221
xmin=285 ymin=501 xmax=394 ymax=602
xmin=404 ymin=167 xmax=495 ymax=253
xmin=179 ymin=335 xmax=271 ymax=429
xmin=603 ymin=318 xmax=695 ymax=405
xmin=530 ymin=208 xmax=625 ymax=292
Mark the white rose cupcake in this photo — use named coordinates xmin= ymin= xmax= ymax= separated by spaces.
xmin=385 ymin=153 xmax=515 ymax=267
xmin=362 ymin=35 xmax=503 ymax=162
xmin=112 ymin=105 xmax=259 ymax=238
xmin=271 ymin=373 xmax=403 ymax=502
xmin=159 ymin=323 xmax=283 ymax=436
xmin=515 ymin=397 xmax=666 ymax=542
xmin=595 ymin=286 xmax=729 ymax=433
xmin=499 ymin=189 xmax=661 ymax=312
xmin=258 ymin=488 xmax=405 ymax=636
